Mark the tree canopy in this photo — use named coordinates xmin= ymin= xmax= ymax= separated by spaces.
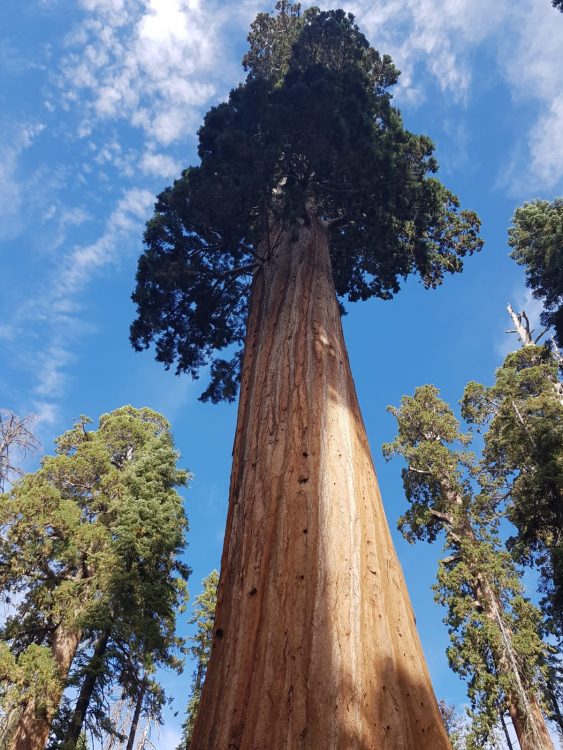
xmin=462 ymin=339 xmax=563 ymax=634
xmin=508 ymin=199 xmax=563 ymax=349
xmin=130 ymin=3 xmax=482 ymax=402
xmin=385 ymin=385 xmax=552 ymax=749
xmin=0 ymin=406 xmax=190 ymax=749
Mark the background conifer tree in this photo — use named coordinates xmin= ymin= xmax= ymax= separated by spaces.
xmin=461 ymin=308 xmax=563 ymax=636
xmin=0 ymin=406 xmax=189 ymax=750
xmin=384 ymin=385 xmax=554 ymax=750
xmin=178 ymin=570 xmax=218 ymax=750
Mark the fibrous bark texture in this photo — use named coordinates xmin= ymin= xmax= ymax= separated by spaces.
xmin=9 ymin=625 xmax=81 ymax=750
xmin=191 ymin=217 xmax=451 ymax=749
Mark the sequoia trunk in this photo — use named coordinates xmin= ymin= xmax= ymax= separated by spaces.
xmin=9 ymin=624 xmax=81 ymax=750
xmin=191 ymin=217 xmax=451 ymax=749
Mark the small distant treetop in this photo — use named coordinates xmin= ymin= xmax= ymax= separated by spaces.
xmin=130 ymin=4 xmax=482 ymax=402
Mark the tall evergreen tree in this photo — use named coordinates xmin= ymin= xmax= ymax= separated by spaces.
xmin=384 ymin=385 xmax=554 ymax=750
xmin=130 ymin=5 xmax=482 ymax=746
xmin=0 ymin=406 xmax=189 ymax=750
xmin=461 ymin=307 xmax=563 ymax=635
xmin=178 ymin=570 xmax=218 ymax=750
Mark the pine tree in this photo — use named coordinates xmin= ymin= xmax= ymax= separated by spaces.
xmin=178 ymin=570 xmax=218 ymax=750
xmin=0 ymin=406 xmax=189 ymax=750
xmin=384 ymin=385 xmax=554 ymax=750
xmin=130 ymin=5 xmax=482 ymax=746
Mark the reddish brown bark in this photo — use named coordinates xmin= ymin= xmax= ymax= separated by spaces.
xmin=9 ymin=624 xmax=81 ymax=750
xmin=191 ymin=217 xmax=451 ymax=749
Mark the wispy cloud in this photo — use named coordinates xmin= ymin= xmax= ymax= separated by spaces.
xmin=4 ymin=187 xmax=154 ymax=425
xmin=58 ymin=0 xmax=227 ymax=146
xmin=348 ymin=0 xmax=563 ymax=190
xmin=0 ymin=122 xmax=45 ymax=240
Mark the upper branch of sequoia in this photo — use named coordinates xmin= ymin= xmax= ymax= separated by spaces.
xmin=130 ymin=4 xmax=483 ymax=401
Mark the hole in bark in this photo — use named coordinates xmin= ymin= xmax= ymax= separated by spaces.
xmin=249 ymin=587 xmax=257 ymax=596
xmin=302 ymin=451 xmax=308 ymax=457
xmin=298 ymin=476 xmax=309 ymax=484
xmin=215 ymin=628 xmax=224 ymax=639
xmin=303 ymin=528 xmax=308 ymax=534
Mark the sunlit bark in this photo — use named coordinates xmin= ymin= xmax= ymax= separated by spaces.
xmin=191 ymin=216 xmax=450 ymax=749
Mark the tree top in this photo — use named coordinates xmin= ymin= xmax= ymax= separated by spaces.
xmin=131 ymin=6 xmax=483 ymax=402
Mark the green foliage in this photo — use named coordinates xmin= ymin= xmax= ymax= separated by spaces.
xmin=0 ymin=406 xmax=190 ymax=748
xmin=385 ymin=386 xmax=550 ymax=747
xmin=508 ymin=198 xmax=563 ymax=348
xmin=178 ymin=570 xmax=218 ymax=750
xmin=130 ymin=5 xmax=482 ymax=402
xmin=242 ymin=1 xmax=312 ymax=85
xmin=461 ymin=345 xmax=563 ymax=631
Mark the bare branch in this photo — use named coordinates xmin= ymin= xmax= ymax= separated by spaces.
xmin=0 ymin=410 xmax=40 ymax=491
xmin=506 ymin=303 xmax=533 ymax=347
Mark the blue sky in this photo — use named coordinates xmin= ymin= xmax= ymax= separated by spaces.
xmin=1 ymin=0 xmax=562 ymax=746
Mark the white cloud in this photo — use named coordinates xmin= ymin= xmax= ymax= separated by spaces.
xmin=32 ymin=399 xmax=60 ymax=427
xmin=348 ymin=0 xmax=563 ymax=189
xmin=4 ymin=188 xmax=154 ymax=422
xmin=48 ymin=0 xmax=563 ymax=193
xmin=59 ymin=0 xmax=225 ymax=145
xmin=0 ymin=324 xmax=15 ymax=341
xmin=528 ymin=95 xmax=563 ymax=189
xmin=0 ymin=122 xmax=46 ymax=240
xmin=140 ymin=149 xmax=180 ymax=177
xmin=50 ymin=187 xmax=153 ymax=310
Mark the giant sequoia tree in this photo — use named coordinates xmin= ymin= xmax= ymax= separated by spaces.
xmin=131 ymin=5 xmax=482 ymax=747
